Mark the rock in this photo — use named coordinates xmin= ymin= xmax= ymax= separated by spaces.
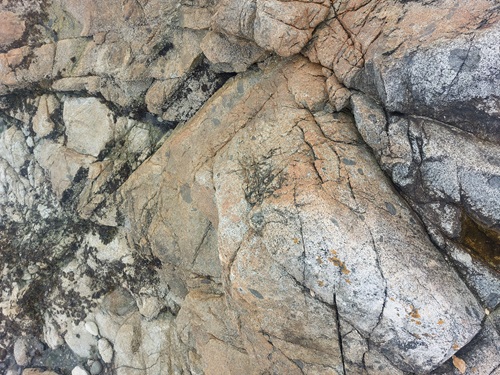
xmin=0 ymin=126 xmax=30 ymax=170
xmin=206 ymin=57 xmax=483 ymax=373
xmin=14 ymin=44 xmax=56 ymax=87
xmin=89 ymin=361 xmax=102 ymax=375
xmin=101 ymin=288 xmax=137 ymax=317
xmin=350 ymin=93 xmax=388 ymax=161
xmin=145 ymin=80 xmax=178 ymax=115
xmin=326 ymin=73 xmax=351 ymax=112
xmin=71 ymin=366 xmax=89 ymax=375
xmin=180 ymin=6 xmax=213 ymax=30
xmin=14 ymin=337 xmax=30 ymax=366
xmin=63 ymin=97 xmax=115 ymax=157
xmin=211 ymin=0 xmax=256 ymax=39
xmin=201 ymin=31 xmax=266 ymax=73
xmin=361 ymin=25 xmax=500 ymax=144
xmin=0 ymin=11 xmax=25 ymax=48
xmin=64 ymin=322 xmax=98 ymax=359
xmin=32 ymin=95 xmax=58 ymax=138
xmin=97 ymin=339 xmax=113 ymax=364
xmin=43 ymin=314 xmax=65 ymax=350
xmin=0 ymin=0 xmax=498 ymax=374
xmin=253 ymin=0 xmax=330 ymax=57
xmin=51 ymin=77 xmax=101 ymax=94
xmin=210 ymin=0 xmax=330 ymax=57
xmin=33 ymin=139 xmax=94 ymax=199
xmin=22 ymin=369 xmax=59 ymax=375
xmin=119 ymin=55 xmax=485 ymax=373
xmin=136 ymin=296 xmax=163 ymax=321
xmin=350 ymin=91 xmax=500 ymax=309
xmin=84 ymin=321 xmax=99 ymax=337
xmin=160 ymin=58 xmax=234 ymax=122
xmin=432 ymin=309 xmax=500 ymax=374
xmin=113 ymin=312 xmax=172 ymax=374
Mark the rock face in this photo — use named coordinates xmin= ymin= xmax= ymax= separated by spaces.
xmin=0 ymin=1 xmax=498 ymax=375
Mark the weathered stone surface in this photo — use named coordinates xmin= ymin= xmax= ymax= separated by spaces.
xmin=180 ymin=5 xmax=213 ymax=30
xmin=201 ymin=31 xmax=267 ymax=72
xmin=97 ymin=338 xmax=113 ymax=364
xmin=253 ymin=0 xmax=330 ymax=57
xmin=358 ymin=22 xmax=500 ymax=144
xmin=431 ymin=308 xmax=500 ymax=375
xmin=0 ymin=0 xmax=498 ymax=374
xmin=0 ymin=11 xmax=25 ymax=48
xmin=63 ymin=97 xmax=115 ymax=157
xmin=351 ymin=91 xmax=500 ymax=310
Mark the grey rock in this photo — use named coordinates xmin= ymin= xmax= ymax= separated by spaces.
xmin=354 ymin=24 xmax=500 ymax=144
xmin=350 ymin=93 xmax=389 ymax=161
xmin=89 ymin=361 xmax=103 ymax=375
xmin=64 ymin=322 xmax=98 ymax=359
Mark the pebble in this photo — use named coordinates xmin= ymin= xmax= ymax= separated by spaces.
xmin=90 ymin=361 xmax=103 ymax=375
xmin=98 ymin=338 xmax=113 ymax=363
xmin=14 ymin=337 xmax=30 ymax=366
xmin=72 ymin=366 xmax=89 ymax=375
xmin=84 ymin=321 xmax=100 ymax=337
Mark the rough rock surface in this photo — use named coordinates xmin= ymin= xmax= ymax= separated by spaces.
xmin=0 ymin=1 xmax=498 ymax=375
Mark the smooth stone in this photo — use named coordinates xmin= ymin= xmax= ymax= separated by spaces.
xmin=84 ymin=321 xmax=100 ymax=337
xmin=90 ymin=361 xmax=103 ymax=375
xmin=71 ymin=366 xmax=89 ymax=375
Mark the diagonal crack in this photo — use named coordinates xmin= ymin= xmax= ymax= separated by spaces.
xmin=191 ymin=223 xmax=212 ymax=266
xmin=333 ymin=293 xmax=347 ymax=375
xmin=439 ymin=34 xmax=476 ymax=98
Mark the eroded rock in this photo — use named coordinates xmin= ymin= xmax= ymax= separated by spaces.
xmin=0 ymin=0 xmax=498 ymax=374
xmin=0 ymin=11 xmax=25 ymax=48
xmin=63 ymin=97 xmax=115 ymax=158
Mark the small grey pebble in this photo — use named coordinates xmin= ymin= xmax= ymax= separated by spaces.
xmin=90 ymin=361 xmax=103 ymax=375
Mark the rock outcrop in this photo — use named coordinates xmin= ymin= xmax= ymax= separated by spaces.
xmin=0 ymin=0 xmax=498 ymax=374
